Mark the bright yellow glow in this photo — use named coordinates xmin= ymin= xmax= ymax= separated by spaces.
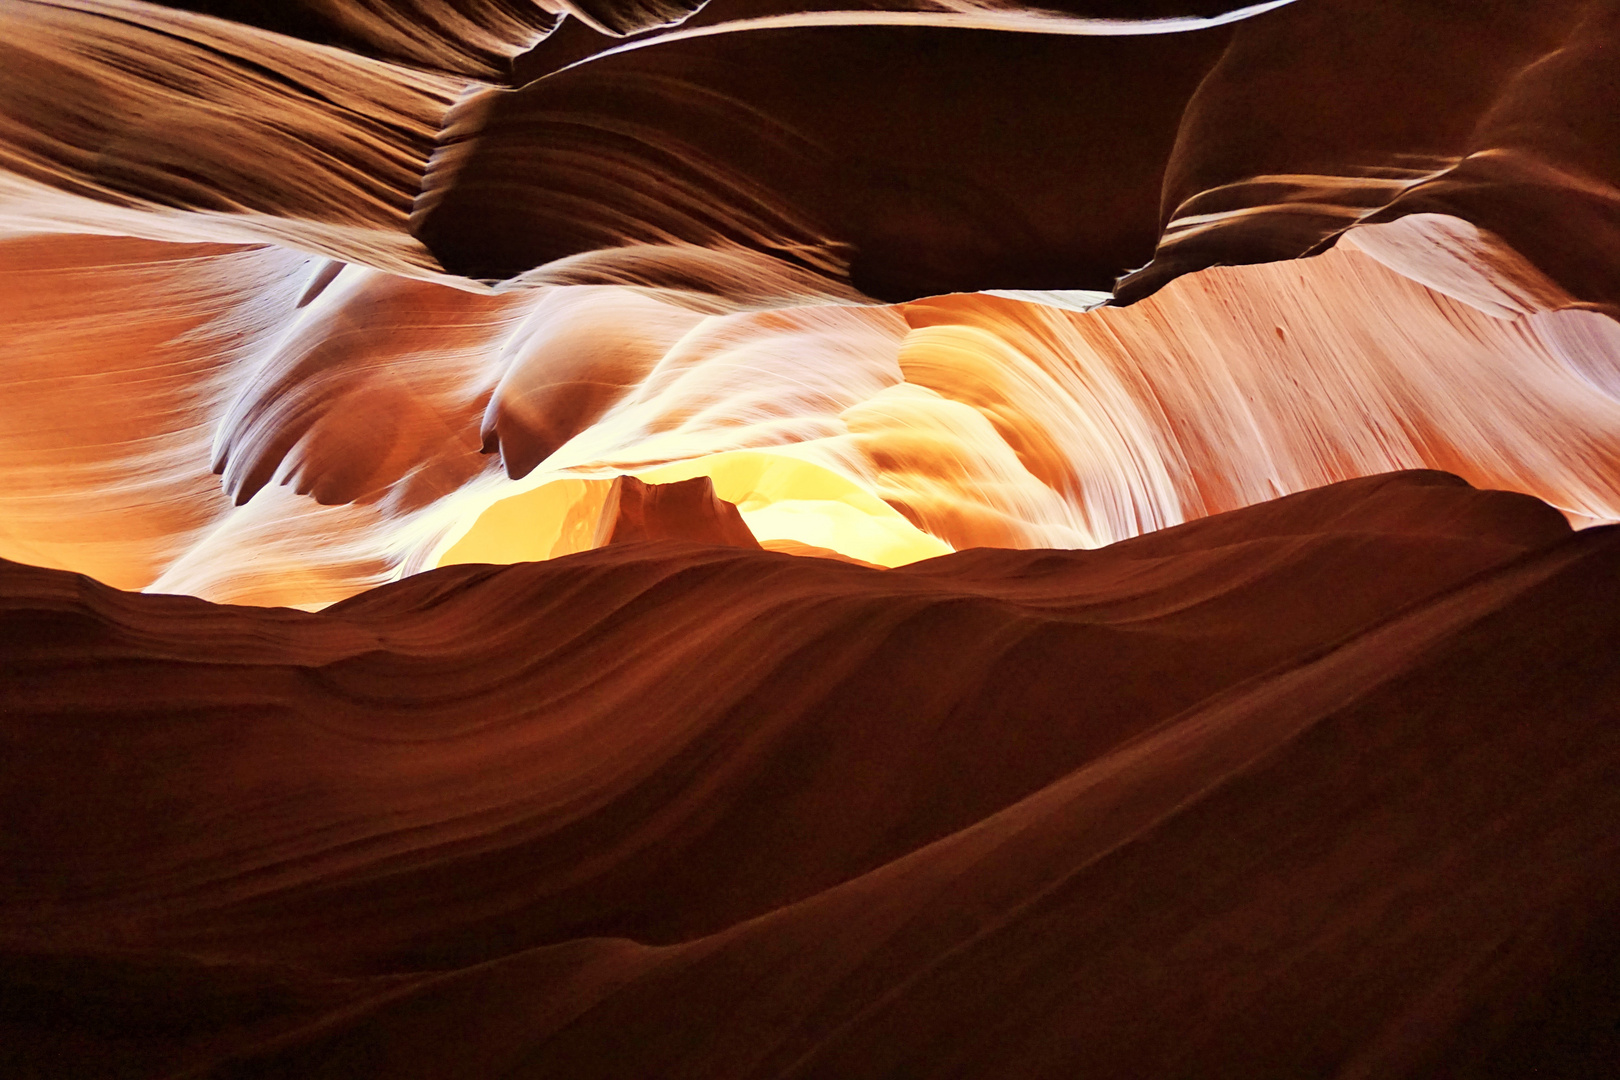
xmin=638 ymin=452 xmax=953 ymax=567
xmin=437 ymin=477 xmax=615 ymax=567
xmin=435 ymin=452 xmax=952 ymax=569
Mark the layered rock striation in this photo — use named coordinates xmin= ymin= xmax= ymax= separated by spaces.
xmin=4 ymin=473 xmax=1618 ymax=1077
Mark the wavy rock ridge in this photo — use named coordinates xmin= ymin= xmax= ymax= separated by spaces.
xmin=4 ymin=472 xmax=1618 ymax=1077
xmin=6 ymin=212 xmax=1620 ymax=608
xmin=2 ymin=1 xmax=1619 ymax=608
xmin=5 ymin=1 xmax=1620 ymax=1075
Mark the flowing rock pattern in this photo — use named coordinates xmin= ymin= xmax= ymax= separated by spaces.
xmin=3 ymin=0 xmax=1620 ymax=1075
xmin=6 ymin=212 xmax=1620 ymax=603
xmin=5 ymin=473 xmax=1619 ymax=1078
xmin=2 ymin=0 xmax=1618 ymax=604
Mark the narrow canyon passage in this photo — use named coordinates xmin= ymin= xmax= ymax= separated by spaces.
xmin=2 ymin=1 xmax=1618 ymax=1076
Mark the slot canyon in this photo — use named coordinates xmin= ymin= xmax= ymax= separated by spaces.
xmin=2 ymin=1 xmax=1619 ymax=1076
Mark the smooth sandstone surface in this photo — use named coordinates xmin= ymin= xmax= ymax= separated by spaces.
xmin=1 ymin=1 xmax=1618 ymax=609
xmin=4 ymin=214 xmax=1620 ymax=607
xmin=3 ymin=2 xmax=1620 ymax=1076
xmin=5 ymin=472 xmax=1617 ymax=1078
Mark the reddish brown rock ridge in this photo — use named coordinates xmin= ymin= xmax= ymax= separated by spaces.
xmin=600 ymin=474 xmax=762 ymax=549
xmin=3 ymin=472 xmax=1617 ymax=1078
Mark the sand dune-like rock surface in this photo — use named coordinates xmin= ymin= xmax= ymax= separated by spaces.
xmin=1 ymin=0 xmax=1612 ymax=313
xmin=146 ymin=0 xmax=560 ymax=75
xmin=4 ymin=3 xmax=1620 ymax=1072
xmin=3 ymin=0 xmax=1619 ymax=613
xmin=5 ymin=472 xmax=1618 ymax=1077
xmin=9 ymin=214 xmax=1620 ymax=608
xmin=420 ymin=21 xmax=1235 ymax=299
xmin=0 ymin=1 xmax=470 ymax=276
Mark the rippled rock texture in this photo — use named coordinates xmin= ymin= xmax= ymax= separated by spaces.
xmin=5 ymin=472 xmax=1620 ymax=1078
xmin=3 ymin=0 xmax=1620 ymax=1076
xmin=1 ymin=1 xmax=1618 ymax=608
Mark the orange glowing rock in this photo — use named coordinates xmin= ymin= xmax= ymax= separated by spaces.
xmin=599 ymin=474 xmax=761 ymax=548
xmin=5 ymin=216 xmax=1620 ymax=607
xmin=5 ymin=2 xmax=1620 ymax=1077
